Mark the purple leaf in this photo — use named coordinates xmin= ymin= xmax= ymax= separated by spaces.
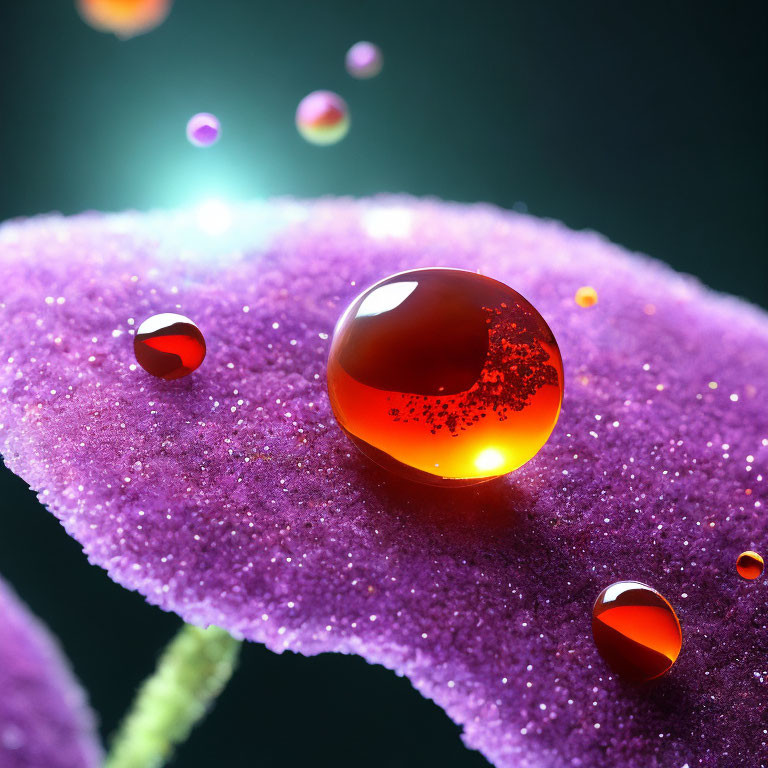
xmin=0 ymin=576 xmax=102 ymax=768
xmin=0 ymin=198 xmax=765 ymax=767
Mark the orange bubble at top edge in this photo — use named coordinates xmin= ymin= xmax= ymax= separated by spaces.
xmin=76 ymin=0 xmax=172 ymax=39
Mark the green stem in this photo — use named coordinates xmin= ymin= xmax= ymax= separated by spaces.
xmin=104 ymin=624 xmax=242 ymax=768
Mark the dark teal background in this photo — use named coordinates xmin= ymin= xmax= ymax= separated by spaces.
xmin=0 ymin=2 xmax=765 ymax=766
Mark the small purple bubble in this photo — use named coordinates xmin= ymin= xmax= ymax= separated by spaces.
xmin=346 ymin=41 xmax=383 ymax=79
xmin=186 ymin=112 xmax=221 ymax=148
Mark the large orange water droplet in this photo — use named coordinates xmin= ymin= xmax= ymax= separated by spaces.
xmin=327 ymin=268 xmax=564 ymax=485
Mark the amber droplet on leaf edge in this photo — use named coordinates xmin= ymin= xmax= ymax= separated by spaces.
xmin=592 ymin=581 xmax=682 ymax=682
xmin=574 ymin=285 xmax=598 ymax=307
xmin=134 ymin=313 xmax=206 ymax=380
xmin=736 ymin=550 xmax=764 ymax=580
xmin=327 ymin=268 xmax=564 ymax=485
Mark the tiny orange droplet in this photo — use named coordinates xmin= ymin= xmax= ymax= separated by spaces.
xmin=575 ymin=286 xmax=598 ymax=308
xmin=736 ymin=551 xmax=764 ymax=580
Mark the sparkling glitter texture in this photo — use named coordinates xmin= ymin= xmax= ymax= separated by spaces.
xmin=736 ymin=550 xmax=764 ymax=580
xmin=346 ymin=41 xmax=383 ymax=79
xmin=186 ymin=113 xmax=221 ymax=148
xmin=592 ymin=581 xmax=683 ymax=682
xmin=295 ymin=91 xmax=350 ymax=146
xmin=0 ymin=576 xmax=102 ymax=768
xmin=0 ymin=198 xmax=767 ymax=768
xmin=327 ymin=268 xmax=564 ymax=484
xmin=134 ymin=312 xmax=206 ymax=380
xmin=76 ymin=0 xmax=172 ymax=39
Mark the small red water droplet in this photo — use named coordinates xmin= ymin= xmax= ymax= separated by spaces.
xmin=592 ymin=581 xmax=682 ymax=682
xmin=134 ymin=313 xmax=206 ymax=380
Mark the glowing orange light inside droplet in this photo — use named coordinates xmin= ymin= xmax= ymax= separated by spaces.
xmin=76 ymin=0 xmax=172 ymax=39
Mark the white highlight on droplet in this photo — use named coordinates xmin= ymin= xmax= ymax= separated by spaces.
xmin=136 ymin=313 xmax=196 ymax=336
xmin=356 ymin=281 xmax=418 ymax=318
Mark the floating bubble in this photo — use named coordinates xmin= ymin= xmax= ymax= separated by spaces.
xmin=346 ymin=41 xmax=383 ymax=79
xmin=186 ymin=113 xmax=221 ymax=148
xmin=76 ymin=0 xmax=172 ymax=39
xmin=327 ymin=268 xmax=564 ymax=485
xmin=296 ymin=91 xmax=350 ymax=146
